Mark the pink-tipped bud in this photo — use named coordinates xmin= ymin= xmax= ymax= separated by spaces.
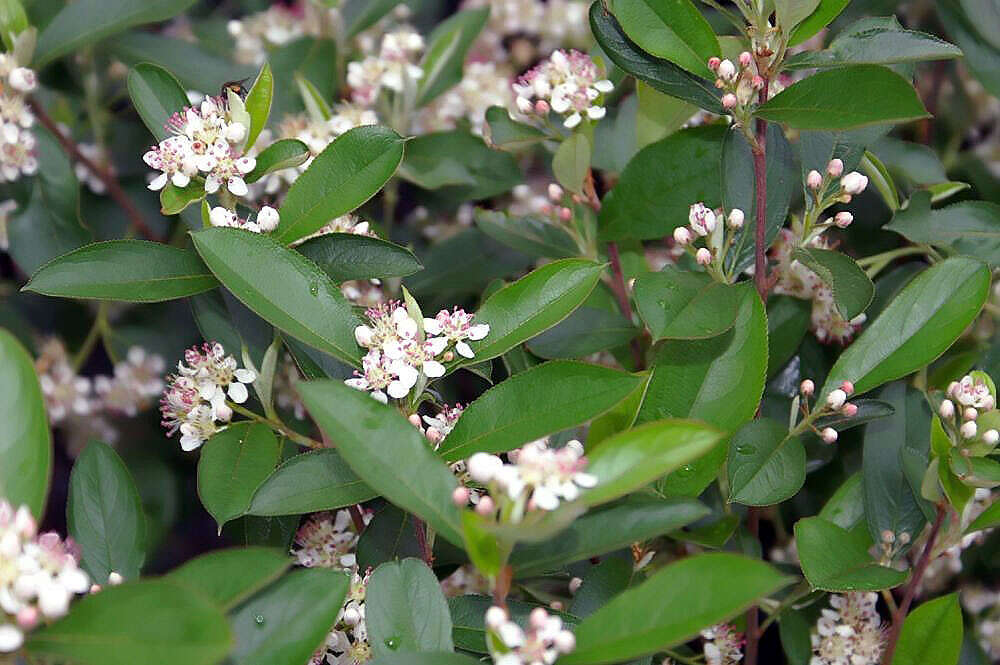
xmin=984 ymin=429 xmax=999 ymax=445
xmin=751 ymin=74 xmax=765 ymax=89
xmin=947 ymin=381 xmax=960 ymax=398
xmin=673 ymin=226 xmax=692 ymax=246
xmin=530 ymin=607 xmax=549 ymax=629
xmin=840 ymin=380 xmax=854 ymax=395
xmin=559 ymin=206 xmax=572 ymax=221
xmin=107 ymin=572 xmax=123 ymax=586
xmin=800 ymin=379 xmax=815 ymax=396
xmin=722 ymin=93 xmax=738 ymax=109
xmin=827 ymin=389 xmax=847 ymax=410
xmin=964 ymin=407 xmax=979 ymax=421
xmin=708 ymin=57 xmax=721 ymax=71
xmin=807 ymin=170 xmax=823 ymax=190
xmin=554 ymin=630 xmax=576 ymax=653
xmin=443 ymin=351 xmax=454 ymax=362
xmin=961 ymin=421 xmax=978 ymax=439
xmin=475 ymin=495 xmax=495 ymax=515
xmin=739 ymin=51 xmax=753 ymax=68
xmin=939 ymin=399 xmax=955 ymax=419
xmin=841 ymin=403 xmax=859 ymax=417
xmin=696 ymin=248 xmax=712 ymax=265
xmin=717 ymin=59 xmax=736 ymax=81
xmin=728 ymin=208 xmax=744 ymax=229
xmin=983 ymin=395 xmax=995 ymax=410
xmin=16 ymin=607 xmax=38 ymax=629
xmin=89 ymin=584 xmax=102 ymax=594
xmin=452 ymin=486 xmax=470 ymax=506
xmin=569 ymin=577 xmax=583 ymax=594
xmin=548 ymin=183 xmax=564 ymax=201
xmin=827 ymin=159 xmax=844 ymax=178
xmin=821 ymin=427 xmax=838 ymax=444
xmin=485 ymin=606 xmax=507 ymax=629
xmin=426 ymin=428 xmax=442 ymax=444
xmin=408 ymin=413 xmax=422 ymax=428
xmin=534 ymin=100 xmax=550 ymax=114
xmin=841 ymin=171 xmax=868 ymax=195
xmin=834 ymin=212 xmax=853 ymax=228
xmin=881 ymin=529 xmax=896 ymax=544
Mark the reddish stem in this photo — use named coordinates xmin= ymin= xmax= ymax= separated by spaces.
xmin=744 ymin=506 xmax=762 ymax=665
xmin=348 ymin=504 xmax=367 ymax=533
xmin=413 ymin=516 xmax=433 ymax=566
xmin=751 ymin=82 xmax=769 ymax=302
xmin=28 ymin=98 xmax=158 ymax=241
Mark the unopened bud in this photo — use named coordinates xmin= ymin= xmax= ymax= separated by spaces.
xmin=947 ymin=381 xmax=960 ymax=398
xmin=89 ymin=584 xmax=102 ymax=594
xmin=717 ymin=59 xmax=737 ymax=81
xmin=983 ymin=395 xmax=995 ymax=410
xmin=673 ymin=226 xmax=692 ymax=245
xmin=475 ymin=495 xmax=495 ymax=515
xmin=898 ymin=532 xmax=911 ymax=545
xmin=984 ymin=429 xmax=999 ymax=445
xmin=821 ymin=427 xmax=838 ymax=444
xmin=485 ymin=606 xmax=507 ymax=629
xmin=548 ymin=183 xmax=564 ymax=201
xmin=569 ymin=577 xmax=583 ymax=594
xmin=696 ymin=248 xmax=712 ymax=265
xmin=827 ymin=159 xmax=844 ymax=178
xmin=107 ymin=572 xmax=123 ymax=586
xmin=964 ymin=407 xmax=979 ymax=421
xmin=728 ymin=208 xmax=744 ymax=229
xmin=841 ymin=403 xmax=858 ymax=417
xmin=16 ymin=607 xmax=38 ymax=629
xmin=841 ymin=171 xmax=868 ymax=195
xmin=800 ymin=379 xmax=815 ymax=396
xmin=961 ymin=421 xmax=978 ymax=439
xmin=751 ymin=74 xmax=765 ymax=89
xmin=426 ymin=428 xmax=442 ymax=444
xmin=707 ymin=57 xmax=721 ymax=71
xmin=443 ymin=351 xmax=454 ymax=362
xmin=739 ymin=51 xmax=753 ymax=68
xmin=452 ymin=486 xmax=470 ymax=506
xmin=827 ymin=389 xmax=847 ymax=410
xmin=807 ymin=170 xmax=823 ymax=190
xmin=559 ymin=206 xmax=572 ymax=221
xmin=881 ymin=529 xmax=895 ymax=544
xmin=939 ymin=399 xmax=955 ymax=419
xmin=408 ymin=413 xmax=422 ymax=428
xmin=840 ymin=380 xmax=854 ymax=395
xmin=534 ymin=100 xmax=550 ymax=114
xmin=722 ymin=93 xmax=738 ymax=109
xmin=554 ymin=631 xmax=576 ymax=653
xmin=834 ymin=212 xmax=853 ymax=228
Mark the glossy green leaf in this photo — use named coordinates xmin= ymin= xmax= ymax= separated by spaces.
xmin=600 ymin=125 xmax=725 ymax=241
xmin=197 ymin=423 xmax=279 ymax=530
xmin=247 ymin=448 xmax=376 ymax=516
xmin=892 ymin=593 xmax=963 ymax=665
xmin=342 ymin=0 xmax=402 ymax=37
xmin=789 ymin=0 xmax=850 ymax=46
xmin=589 ymin=2 xmax=723 ymax=113
xmin=559 ymin=553 xmax=793 ymax=665
xmin=24 ymin=240 xmax=217 ymax=302
xmin=820 ymin=473 xmax=866 ymax=531
xmin=938 ymin=0 xmax=1000 ymax=99
xmin=484 ymin=106 xmax=547 ymax=150
xmin=356 ymin=505 xmax=424 ymax=571
xmin=416 ymin=8 xmax=489 ymax=105
xmin=775 ymin=0 xmax=821 ymax=31
xmin=552 ymin=132 xmax=592 ymax=195
xmin=634 ymin=268 xmax=742 ymax=340
xmin=968 ymin=498 xmax=1000 ymax=532
xmin=276 ymin=126 xmax=405 ymax=245
xmin=111 ymin=32 xmax=255 ymax=94
xmin=160 ymin=181 xmax=205 ymax=215
xmin=399 ymin=130 xmax=521 ymax=200
xmin=526 ymin=306 xmax=637 ymax=359
xmin=35 ymin=0 xmax=198 ymax=65
xmin=755 ymin=66 xmax=930 ymax=130
xmin=244 ymin=63 xmax=273 ymax=151
xmin=245 ymin=138 xmax=311 ymax=183
xmin=609 ymin=0 xmax=719 ymax=77
xmin=192 ymin=228 xmax=362 ymax=366
xmin=297 ymin=233 xmax=423 ymax=282
xmin=475 ymin=209 xmax=580 ymax=260
xmin=862 ymin=150 xmax=901 ymax=212
xmin=439 ymin=361 xmax=643 ymax=461
xmin=728 ymin=419 xmax=805 ymax=506
xmin=792 ymin=247 xmax=874 ymax=320
xmin=26 ymin=580 xmax=232 ymax=665
xmin=821 ymin=257 xmax=990 ymax=399
xmin=767 ymin=295 xmax=810 ymax=378
xmin=228 ymin=568 xmax=349 ymax=665
xmin=166 ymin=547 xmax=290 ymax=610
xmin=0 ymin=0 xmax=27 ymax=51
xmin=795 ymin=516 xmax=908 ymax=591
xmin=886 ymin=191 xmax=1000 ymax=267
xmin=367 ymin=559 xmax=454 ymax=658
xmin=510 ymin=496 xmax=707 ymax=575
xmin=297 ymin=380 xmax=463 ymax=545
xmin=467 ymin=259 xmax=604 ymax=363
xmin=127 ymin=62 xmax=190 ymax=142
xmin=0 ymin=330 xmax=51 ymax=517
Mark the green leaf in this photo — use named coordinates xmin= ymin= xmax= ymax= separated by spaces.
xmin=775 ymin=0 xmax=821 ymax=31
xmin=886 ymin=190 xmax=1000 ymax=268
xmin=342 ymin=0 xmax=402 ymax=37
xmin=356 ymin=505 xmax=425 ymax=570
xmin=872 ymin=137 xmax=949 ymax=187
xmin=297 ymin=380 xmax=463 ymax=545
xmin=35 ymin=0 xmax=198 ymax=65
xmin=861 ymin=150 xmax=901 ymax=212
xmin=863 ymin=382 xmax=930 ymax=548
xmin=892 ymin=593 xmax=963 ymax=665
xmin=245 ymin=139 xmax=311 ymax=183
xmin=510 ymin=496 xmax=708 ymax=576
xmin=466 ymin=259 xmax=604 ymax=364
xmin=636 ymin=285 xmax=768 ymax=497
xmin=26 ymin=580 xmax=232 ymax=665
xmin=791 ymin=247 xmax=874 ymax=320
xmin=0 ymin=330 xmax=51 ymax=517
xmin=111 ymin=32 xmax=255 ymax=95
xmin=367 ymin=559 xmax=454 ymax=658
xmin=127 ymin=63 xmax=190 ymax=142
xmin=785 ymin=16 xmax=962 ymax=68
xmin=526 ymin=306 xmax=638 ymax=359
xmin=67 ymin=442 xmax=146 ymax=583
xmin=160 ymin=181 xmax=205 ymax=215
xmin=228 ymin=568 xmax=349 ymax=665
xmin=821 ymin=257 xmax=990 ymax=399
xmin=728 ymin=419 xmax=805 ymax=506
xmin=820 ymin=473 xmax=866 ymax=531
xmin=399 ymin=130 xmax=521 ymax=200
xmin=484 ymin=106 xmax=548 ymax=150
xmin=636 ymin=81 xmax=697 ymax=148
xmin=416 ymin=8 xmax=489 ymax=106
xmin=755 ymin=65 xmax=930 ymax=130
xmin=582 ymin=419 xmax=724 ymax=507
xmin=191 ymin=228 xmax=362 ymax=366
xmin=938 ymin=1 xmax=1000 ymax=99
xmin=24 ymin=240 xmax=217 ymax=302
xmin=634 ymin=268 xmax=742 ymax=340
xmin=552 ymin=132 xmax=592 ymax=195
xmin=248 ymin=448 xmax=376 ymax=517
xmin=589 ymin=2 xmax=723 ymax=114
xmin=558 ymin=553 xmax=793 ymax=665
xmin=244 ymin=63 xmax=273 ymax=151
xmin=197 ymin=423 xmax=280 ymax=530
xmin=0 ymin=0 xmax=27 ymax=51
xmin=609 ymin=0 xmax=720 ymax=77
xmin=166 ymin=547 xmax=290 ymax=611
xmin=789 ymin=0 xmax=850 ymax=46
xmin=968 ymin=499 xmax=1000 ymax=532
xmin=475 ymin=209 xmax=580 ymax=260
xmin=297 ymin=233 xmax=423 ymax=282
xmin=276 ymin=126 xmax=405 ymax=245
xmin=599 ymin=125 xmax=726 ymax=241
xmin=795 ymin=516 xmax=908 ymax=591
xmin=767 ymin=296 xmax=811 ymax=378
xmin=438 ymin=361 xmax=643 ymax=461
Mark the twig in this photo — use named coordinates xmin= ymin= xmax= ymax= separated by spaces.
xmin=27 ymin=97 xmax=158 ymax=241
xmin=751 ymin=82 xmax=769 ymax=302
xmin=413 ymin=516 xmax=434 ymax=565
xmin=348 ymin=505 xmax=367 ymax=533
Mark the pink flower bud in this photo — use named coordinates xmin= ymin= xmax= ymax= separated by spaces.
xmin=842 ymin=403 xmax=858 ymax=417
xmin=834 ymin=212 xmax=853 ymax=228
xmin=696 ymin=248 xmax=712 ymax=265
xmin=961 ymin=421 xmax=978 ymax=439
xmin=939 ymin=399 xmax=955 ymax=419
xmin=739 ymin=51 xmax=753 ymax=67
xmin=408 ymin=413 xmax=422 ymax=428
xmin=827 ymin=159 xmax=844 ymax=177
xmin=708 ymin=57 xmax=721 ymax=71
xmin=443 ymin=351 xmax=454 ymax=362
xmin=548 ymin=183 xmax=564 ymax=201
xmin=475 ymin=495 xmax=495 ymax=515
xmin=534 ymin=100 xmax=550 ymax=114
xmin=569 ymin=577 xmax=583 ymax=594
xmin=530 ymin=607 xmax=549 ymax=629
xmin=947 ymin=381 xmax=960 ymax=398
xmin=751 ymin=74 xmax=765 ymax=89
xmin=426 ymin=428 xmax=442 ymax=444
xmin=485 ymin=606 xmax=507 ymax=629
xmin=821 ymin=427 xmax=838 ymax=444
xmin=800 ymin=379 xmax=815 ymax=396
xmin=728 ymin=208 xmax=744 ymax=229
xmin=673 ymin=226 xmax=692 ymax=245
xmin=559 ymin=206 xmax=572 ymax=221
xmin=721 ymin=93 xmax=738 ymax=109
xmin=554 ymin=630 xmax=576 ymax=653
xmin=452 ymin=486 xmax=470 ymax=506
xmin=841 ymin=171 xmax=868 ymax=195
xmin=16 ymin=607 xmax=38 ymax=629
xmin=89 ymin=584 xmax=102 ymax=594
xmin=964 ymin=407 xmax=979 ymax=421
xmin=840 ymin=380 xmax=854 ymax=395
xmin=717 ymin=59 xmax=737 ymax=81
xmin=807 ymin=170 xmax=823 ymax=190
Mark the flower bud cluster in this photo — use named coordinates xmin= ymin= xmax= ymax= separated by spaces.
xmin=347 ymin=29 xmax=425 ymax=106
xmin=421 ymin=403 xmax=465 ymax=445
xmin=463 ymin=439 xmax=597 ymax=521
xmin=208 ymin=205 xmax=280 ymax=234
xmin=227 ymin=5 xmax=308 ymax=66
xmin=0 ymin=500 xmax=90 ymax=653
xmin=701 ymin=624 xmax=744 ymax=665
xmin=672 ymin=202 xmax=745 ymax=274
xmin=485 ymin=605 xmax=576 ymax=665
xmin=939 ymin=373 xmax=999 ymax=447
xmin=513 ymin=49 xmax=613 ymax=129
xmin=159 ymin=342 xmax=257 ymax=451
xmin=797 ymin=378 xmax=860 ymax=444
xmin=142 ymin=96 xmax=256 ymax=196
xmin=811 ymin=593 xmax=885 ymax=665
xmin=309 ymin=569 xmax=373 ymax=665
xmin=0 ymin=51 xmax=38 ymax=183
xmin=708 ymin=52 xmax=764 ymax=114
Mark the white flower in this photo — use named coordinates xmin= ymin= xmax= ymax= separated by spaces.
xmin=702 ymin=624 xmax=743 ymax=665
xmin=688 ymin=202 xmax=717 ymax=236
xmin=811 ymin=593 xmax=885 ymax=665
xmin=424 ymin=307 xmax=490 ymax=359
xmin=34 ymin=339 xmax=93 ymax=424
xmin=256 ymin=206 xmax=280 ymax=231
xmin=512 ymin=49 xmax=611 ymax=129
xmin=94 ymin=346 xmax=165 ymax=417
xmin=951 ymin=374 xmax=993 ymax=409
xmin=486 ymin=606 xmax=576 ymax=665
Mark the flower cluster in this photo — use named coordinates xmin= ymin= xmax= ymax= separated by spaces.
xmin=143 ymin=96 xmax=256 ymax=196
xmin=347 ymin=303 xmax=488 ymax=402
xmin=485 ymin=605 xmax=576 ymax=665
xmin=208 ymin=205 xmax=280 ymax=234
xmin=512 ymin=49 xmax=613 ymax=129
xmin=0 ymin=500 xmax=89 ymax=653
xmin=462 ymin=439 xmax=597 ymax=520
xmin=347 ymin=29 xmax=425 ymax=106
xmin=227 ymin=5 xmax=307 ymax=65
xmin=422 ymin=403 xmax=465 ymax=445
xmin=419 ymin=61 xmax=513 ymax=136
xmin=797 ymin=378 xmax=862 ymax=445
xmin=159 ymin=342 xmax=256 ymax=451
xmin=74 ymin=143 xmax=113 ymax=195
xmin=93 ymin=346 xmax=166 ymax=417
xmin=673 ymin=202 xmax=746 ymax=276
xmin=701 ymin=624 xmax=744 ymax=665
xmin=0 ymin=51 xmax=38 ymax=183
xmin=810 ymin=593 xmax=885 ymax=665
xmin=939 ymin=373 xmax=999 ymax=446
xmin=461 ymin=0 xmax=591 ymax=68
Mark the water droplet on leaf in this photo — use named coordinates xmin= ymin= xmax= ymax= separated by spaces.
xmin=384 ymin=637 xmax=399 ymax=650
xmin=254 ymin=614 xmax=265 ymax=625
xmin=736 ymin=444 xmax=757 ymax=455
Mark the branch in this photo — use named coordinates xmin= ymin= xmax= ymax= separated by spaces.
xmin=751 ymin=82 xmax=769 ymax=301
xmin=28 ymin=97 xmax=159 ymax=241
